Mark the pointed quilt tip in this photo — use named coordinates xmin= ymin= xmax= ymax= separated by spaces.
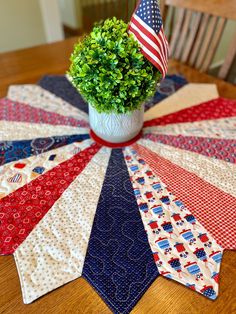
xmin=185 ymin=282 xmax=219 ymax=301
xmin=200 ymin=284 xmax=219 ymax=300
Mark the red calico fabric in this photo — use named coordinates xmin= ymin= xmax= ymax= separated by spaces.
xmin=0 ymin=143 xmax=100 ymax=255
xmin=0 ymin=98 xmax=89 ymax=127
xmin=144 ymin=134 xmax=236 ymax=164
xmin=144 ymin=97 xmax=236 ymax=127
xmin=134 ymin=143 xmax=236 ymax=250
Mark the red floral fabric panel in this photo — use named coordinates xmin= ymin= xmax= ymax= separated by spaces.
xmin=0 ymin=143 xmax=100 ymax=255
xmin=144 ymin=134 xmax=236 ymax=164
xmin=0 ymin=98 xmax=89 ymax=127
xmin=144 ymin=98 xmax=236 ymax=127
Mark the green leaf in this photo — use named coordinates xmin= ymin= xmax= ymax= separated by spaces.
xmin=68 ymin=18 xmax=162 ymax=114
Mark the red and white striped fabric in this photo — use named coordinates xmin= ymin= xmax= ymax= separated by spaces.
xmin=128 ymin=0 xmax=169 ymax=77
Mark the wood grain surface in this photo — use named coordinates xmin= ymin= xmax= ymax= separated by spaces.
xmin=0 ymin=37 xmax=235 ymax=314
xmin=164 ymin=0 xmax=236 ymax=19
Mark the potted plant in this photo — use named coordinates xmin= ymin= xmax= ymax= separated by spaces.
xmin=68 ymin=17 xmax=161 ymax=143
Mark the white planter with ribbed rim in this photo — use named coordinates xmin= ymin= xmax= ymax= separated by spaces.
xmin=89 ymin=104 xmax=144 ymax=143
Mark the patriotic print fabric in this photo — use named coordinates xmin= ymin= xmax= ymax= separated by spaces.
xmin=124 ymin=146 xmax=223 ymax=300
xmin=0 ymin=75 xmax=235 ymax=313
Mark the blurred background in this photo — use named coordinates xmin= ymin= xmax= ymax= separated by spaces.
xmin=0 ymin=0 xmax=235 ymax=83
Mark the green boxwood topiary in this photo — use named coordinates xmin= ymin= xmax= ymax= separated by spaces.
xmin=68 ymin=17 xmax=161 ymax=114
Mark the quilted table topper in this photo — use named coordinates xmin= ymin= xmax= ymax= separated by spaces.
xmin=0 ymin=75 xmax=235 ymax=314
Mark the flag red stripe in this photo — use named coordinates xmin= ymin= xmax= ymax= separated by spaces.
xmin=160 ymin=27 xmax=169 ymax=60
xmin=132 ymin=15 xmax=168 ymax=66
xmin=141 ymin=48 xmax=165 ymax=76
xmin=129 ymin=25 xmax=166 ymax=74
xmin=129 ymin=24 xmax=165 ymax=62
xmin=132 ymin=15 xmax=166 ymax=59
xmin=129 ymin=28 xmax=167 ymax=75
xmin=131 ymin=15 xmax=167 ymax=66
xmin=128 ymin=1 xmax=169 ymax=77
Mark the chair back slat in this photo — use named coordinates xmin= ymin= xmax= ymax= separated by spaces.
xmin=164 ymin=6 xmax=175 ymax=42
xmin=181 ymin=12 xmax=202 ymax=63
xmin=81 ymin=0 xmax=137 ymax=33
xmin=174 ymin=10 xmax=192 ymax=60
xmin=163 ymin=0 xmax=236 ymax=80
xmin=126 ymin=0 xmax=129 ymax=21
xmin=218 ymin=31 xmax=236 ymax=79
xmin=79 ymin=0 xmax=235 ymax=80
xmin=195 ymin=16 xmax=218 ymax=69
xmin=164 ymin=0 xmax=236 ymax=20
xmin=188 ymin=13 xmax=210 ymax=66
xmin=169 ymin=8 xmax=185 ymax=57
xmin=201 ymin=18 xmax=226 ymax=72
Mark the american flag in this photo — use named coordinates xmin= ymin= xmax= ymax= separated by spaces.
xmin=128 ymin=0 xmax=169 ymax=77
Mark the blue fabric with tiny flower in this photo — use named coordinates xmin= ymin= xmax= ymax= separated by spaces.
xmin=82 ymin=149 xmax=158 ymax=314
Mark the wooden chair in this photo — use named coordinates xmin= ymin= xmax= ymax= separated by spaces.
xmin=81 ymin=0 xmax=137 ymax=32
xmin=161 ymin=0 xmax=236 ymax=80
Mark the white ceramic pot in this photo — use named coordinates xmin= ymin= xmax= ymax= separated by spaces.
xmin=89 ymin=104 xmax=144 ymax=143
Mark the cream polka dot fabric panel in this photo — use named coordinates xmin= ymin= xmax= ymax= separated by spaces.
xmin=144 ymin=84 xmax=219 ymax=121
xmin=143 ymin=117 xmax=236 ymax=139
xmin=14 ymin=147 xmax=111 ymax=304
xmin=0 ymin=121 xmax=88 ymax=141
xmin=0 ymin=139 xmax=93 ymax=199
xmin=138 ymin=139 xmax=236 ymax=197
xmin=7 ymin=85 xmax=88 ymax=121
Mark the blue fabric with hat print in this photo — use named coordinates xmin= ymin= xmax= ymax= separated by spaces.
xmin=0 ymin=134 xmax=90 ymax=166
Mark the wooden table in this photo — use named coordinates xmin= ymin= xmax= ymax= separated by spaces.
xmin=0 ymin=38 xmax=235 ymax=314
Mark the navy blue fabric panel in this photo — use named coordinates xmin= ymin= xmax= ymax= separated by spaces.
xmin=0 ymin=134 xmax=90 ymax=166
xmin=144 ymin=74 xmax=188 ymax=110
xmin=83 ymin=149 xmax=158 ymax=314
xmin=38 ymin=75 xmax=89 ymax=113
xmin=38 ymin=75 xmax=187 ymax=114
